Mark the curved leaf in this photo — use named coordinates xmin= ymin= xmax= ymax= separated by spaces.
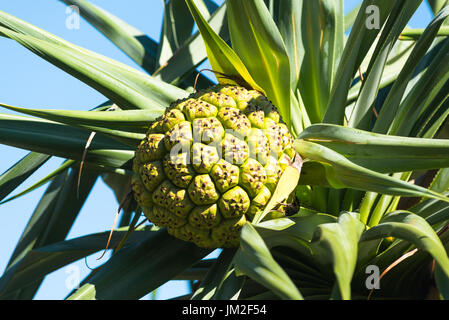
xmin=0 ymin=12 xmax=188 ymax=109
xmin=373 ymin=7 xmax=449 ymax=134
xmin=253 ymin=158 xmax=302 ymax=224
xmin=361 ymin=210 xmax=449 ymax=298
xmin=310 ymin=212 xmax=365 ymax=299
xmin=299 ymin=124 xmax=449 ymax=173
xmin=233 ymin=223 xmax=303 ymax=300
xmin=156 ymin=0 xmax=195 ymax=69
xmin=294 ymin=139 xmax=449 ymax=203
xmin=427 ymin=0 xmax=449 ymax=15
xmin=255 ymin=211 xmax=336 ymax=256
xmin=320 ymin=0 xmax=345 ymax=98
xmin=348 ymin=0 xmax=422 ymax=129
xmin=391 ymin=40 xmax=449 ymax=137
xmin=409 ymin=191 xmax=449 ymax=225
xmin=323 ymin=0 xmax=395 ymax=124
xmin=209 ymin=268 xmax=245 ymax=300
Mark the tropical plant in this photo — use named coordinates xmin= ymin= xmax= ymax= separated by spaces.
xmin=1 ymin=0 xmax=449 ymax=300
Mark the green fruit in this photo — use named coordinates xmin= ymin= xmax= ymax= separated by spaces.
xmin=133 ymin=85 xmax=295 ymax=248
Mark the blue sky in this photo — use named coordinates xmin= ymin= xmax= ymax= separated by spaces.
xmin=0 ymin=1 xmax=434 ymax=300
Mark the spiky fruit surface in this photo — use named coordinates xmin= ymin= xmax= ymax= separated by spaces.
xmin=132 ymin=85 xmax=295 ymax=248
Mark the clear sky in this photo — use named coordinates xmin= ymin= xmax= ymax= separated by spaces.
xmin=0 ymin=1 xmax=434 ymax=300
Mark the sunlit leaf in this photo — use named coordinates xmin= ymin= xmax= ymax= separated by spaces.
xmin=184 ymin=0 xmax=263 ymax=91
xmin=299 ymin=124 xmax=449 ymax=173
xmin=226 ymin=0 xmax=291 ymax=124
xmin=294 ymin=139 xmax=449 ymax=203
xmin=310 ymin=212 xmax=365 ymax=299
xmin=233 ymin=223 xmax=303 ymax=300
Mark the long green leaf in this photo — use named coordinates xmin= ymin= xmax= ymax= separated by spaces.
xmin=373 ymin=7 xmax=449 ymax=134
xmin=360 ymin=210 xmax=449 ymax=298
xmin=414 ymin=83 xmax=449 ymax=138
xmin=191 ymin=249 xmax=236 ymax=300
xmin=253 ymin=164 xmax=301 ymax=224
xmin=277 ymin=0 xmax=329 ymax=123
xmin=346 ymin=41 xmax=414 ymax=106
xmin=302 ymin=0 xmax=327 ymax=123
xmin=310 ymin=212 xmax=365 ymax=299
xmin=320 ymin=0 xmax=345 ymax=98
xmin=153 ymin=3 xmax=228 ymax=87
xmin=430 ymin=168 xmax=449 ymax=193
xmin=344 ymin=3 xmax=362 ymax=32
xmin=157 ymin=0 xmax=195 ymax=70
xmin=0 ymin=102 xmax=161 ymax=137
xmin=255 ymin=211 xmax=336 ymax=257
xmin=348 ymin=0 xmax=423 ymax=129
xmin=400 ymin=26 xmax=449 ymax=40
xmin=0 ymin=167 xmax=97 ymax=299
xmin=226 ymin=0 xmax=291 ymax=125
xmin=184 ymin=0 xmax=263 ymax=91
xmin=209 ymin=268 xmax=245 ymax=300
xmin=0 ymin=113 xmax=134 ymax=168
xmin=391 ymin=40 xmax=449 ymax=136
xmin=0 ymin=160 xmax=75 ymax=205
xmin=0 ymin=227 xmax=150 ymax=297
xmin=0 ymin=12 xmax=188 ymax=109
xmin=60 ymin=0 xmax=158 ymax=73
xmin=323 ymin=0 xmax=395 ymax=124
xmin=299 ymin=124 xmax=449 ymax=173
xmin=410 ymin=191 xmax=449 ymax=226
xmin=0 ymin=172 xmax=67 ymax=299
xmin=233 ymin=223 xmax=303 ymax=300
xmin=67 ymin=229 xmax=211 ymax=300
xmin=294 ymin=139 xmax=449 ymax=203
xmin=0 ymin=152 xmax=50 ymax=202
xmin=428 ymin=0 xmax=449 ymax=15
xmin=276 ymin=0 xmax=303 ymax=89
xmin=0 ymin=27 xmax=180 ymax=111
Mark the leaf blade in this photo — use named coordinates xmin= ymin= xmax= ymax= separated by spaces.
xmin=0 ymin=152 xmax=50 ymax=202
xmin=294 ymin=139 xmax=449 ymax=203
xmin=310 ymin=212 xmax=365 ymax=299
xmin=60 ymin=0 xmax=158 ymax=73
xmin=233 ymin=223 xmax=303 ymax=300
xmin=184 ymin=0 xmax=263 ymax=91
xmin=226 ymin=0 xmax=291 ymax=124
